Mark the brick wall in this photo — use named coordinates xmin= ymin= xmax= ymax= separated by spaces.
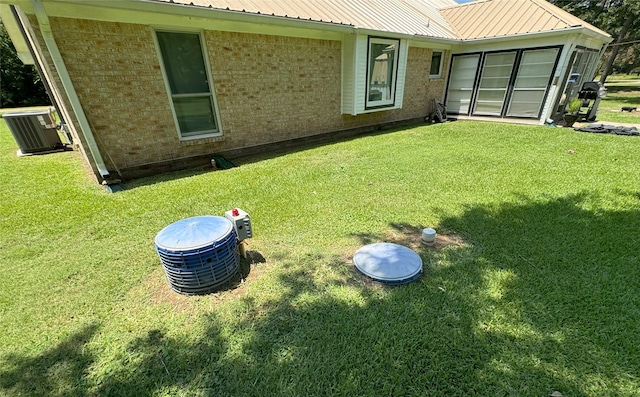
xmin=51 ymin=18 xmax=180 ymax=170
xmin=394 ymin=47 xmax=449 ymax=119
xmin=206 ymin=31 xmax=344 ymax=148
xmin=45 ymin=17 xmax=446 ymax=179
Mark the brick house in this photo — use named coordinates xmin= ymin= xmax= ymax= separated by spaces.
xmin=0 ymin=0 xmax=611 ymax=184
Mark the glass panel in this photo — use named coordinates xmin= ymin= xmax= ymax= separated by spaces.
xmin=157 ymin=31 xmax=210 ymax=95
xmin=507 ymin=91 xmax=546 ymax=117
xmin=507 ymin=48 xmax=558 ymax=117
xmin=475 ymin=89 xmax=508 ymax=114
xmin=173 ymin=96 xmax=217 ymax=136
xmin=430 ymin=51 xmax=443 ymax=76
xmin=474 ymin=100 xmax=503 ymax=114
xmin=473 ymin=52 xmax=516 ymax=115
xmin=157 ymin=31 xmax=219 ymax=137
xmin=446 ymin=54 xmax=480 ymax=114
xmin=367 ymin=39 xmax=398 ymax=106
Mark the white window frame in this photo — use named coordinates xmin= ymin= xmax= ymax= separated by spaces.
xmin=154 ymin=29 xmax=222 ymax=141
xmin=365 ymin=37 xmax=400 ymax=109
xmin=429 ymin=50 xmax=444 ymax=79
xmin=341 ymin=35 xmax=408 ymax=115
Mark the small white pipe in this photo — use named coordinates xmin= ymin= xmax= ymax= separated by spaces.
xmin=421 ymin=228 xmax=436 ymax=243
xmin=31 ymin=0 xmax=110 ymax=180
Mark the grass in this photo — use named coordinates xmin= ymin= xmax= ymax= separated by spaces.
xmin=1 ymin=115 xmax=640 ymax=395
xmin=596 ymin=74 xmax=640 ymax=124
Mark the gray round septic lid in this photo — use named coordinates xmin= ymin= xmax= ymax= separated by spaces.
xmin=353 ymin=243 xmax=422 ymax=285
xmin=155 ymin=215 xmax=233 ymax=251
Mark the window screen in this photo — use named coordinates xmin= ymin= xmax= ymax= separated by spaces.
xmin=157 ymin=31 xmax=219 ymax=138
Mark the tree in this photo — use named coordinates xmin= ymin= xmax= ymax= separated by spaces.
xmin=0 ymin=20 xmax=49 ymax=108
xmin=598 ymin=10 xmax=635 ymax=82
xmin=548 ymin=0 xmax=640 ymax=80
xmin=615 ymin=45 xmax=640 ymax=74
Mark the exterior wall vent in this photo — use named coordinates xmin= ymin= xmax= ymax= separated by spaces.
xmin=2 ymin=110 xmax=62 ymax=155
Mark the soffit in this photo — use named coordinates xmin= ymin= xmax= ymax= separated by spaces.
xmin=440 ymin=0 xmax=610 ymax=40
xmin=147 ymin=0 xmax=459 ymax=39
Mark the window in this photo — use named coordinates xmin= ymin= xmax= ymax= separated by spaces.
xmin=507 ymin=48 xmax=559 ymax=117
xmin=446 ymin=54 xmax=480 ymax=114
xmin=366 ymin=37 xmax=400 ymax=109
xmin=560 ymin=47 xmax=599 ymax=111
xmin=446 ymin=46 xmax=561 ymax=119
xmin=473 ymin=52 xmax=516 ymax=115
xmin=156 ymin=31 xmax=220 ymax=139
xmin=430 ymin=51 xmax=443 ymax=78
xmin=342 ymin=35 xmax=407 ymax=115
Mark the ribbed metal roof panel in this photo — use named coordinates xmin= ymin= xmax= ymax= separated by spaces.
xmin=440 ymin=0 xmax=610 ymax=39
xmin=149 ymin=0 xmax=459 ymax=39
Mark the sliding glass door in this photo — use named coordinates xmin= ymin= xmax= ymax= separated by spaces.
xmin=473 ymin=52 xmax=516 ymax=116
xmin=445 ymin=54 xmax=480 ymax=114
xmin=446 ymin=47 xmax=561 ymax=119
xmin=507 ymin=48 xmax=559 ymax=117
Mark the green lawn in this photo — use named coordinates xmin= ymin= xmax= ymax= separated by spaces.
xmin=1 ymin=116 xmax=639 ymax=396
xmin=597 ymin=75 xmax=640 ymax=124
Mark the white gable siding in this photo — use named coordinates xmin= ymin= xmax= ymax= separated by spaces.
xmin=394 ymin=39 xmax=409 ymax=110
xmin=352 ymin=35 xmax=369 ymax=114
xmin=341 ymin=34 xmax=357 ymax=115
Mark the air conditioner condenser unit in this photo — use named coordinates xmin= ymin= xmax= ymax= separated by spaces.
xmin=2 ymin=110 xmax=62 ymax=155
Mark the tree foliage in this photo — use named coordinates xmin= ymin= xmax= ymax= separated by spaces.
xmin=549 ymin=0 xmax=640 ymax=76
xmin=0 ymin=21 xmax=50 ymax=108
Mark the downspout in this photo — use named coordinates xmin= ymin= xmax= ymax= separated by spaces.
xmin=31 ymin=0 xmax=110 ymax=181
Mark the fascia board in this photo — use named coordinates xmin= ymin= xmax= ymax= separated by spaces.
xmin=458 ymin=27 xmax=612 ymax=46
xmin=30 ymin=0 xmax=355 ymax=36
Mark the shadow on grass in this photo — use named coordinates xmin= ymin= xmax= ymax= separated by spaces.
xmin=0 ymin=324 xmax=99 ymax=397
xmin=3 ymin=193 xmax=639 ymax=396
xmin=435 ymin=193 xmax=640 ymax=394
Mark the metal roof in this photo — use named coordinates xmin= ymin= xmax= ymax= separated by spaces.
xmin=149 ymin=0 xmax=459 ymax=39
xmin=440 ymin=0 xmax=610 ymax=39
xmin=147 ymin=0 xmax=610 ymax=41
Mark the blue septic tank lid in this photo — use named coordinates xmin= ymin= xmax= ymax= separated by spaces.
xmin=353 ymin=243 xmax=422 ymax=285
xmin=155 ymin=216 xmax=233 ymax=251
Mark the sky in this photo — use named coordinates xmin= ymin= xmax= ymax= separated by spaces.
xmin=455 ymin=0 xmax=475 ymax=3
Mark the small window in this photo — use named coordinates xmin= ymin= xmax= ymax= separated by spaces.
xmin=430 ymin=50 xmax=443 ymax=78
xmin=156 ymin=31 xmax=220 ymax=139
xmin=366 ymin=37 xmax=400 ymax=109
